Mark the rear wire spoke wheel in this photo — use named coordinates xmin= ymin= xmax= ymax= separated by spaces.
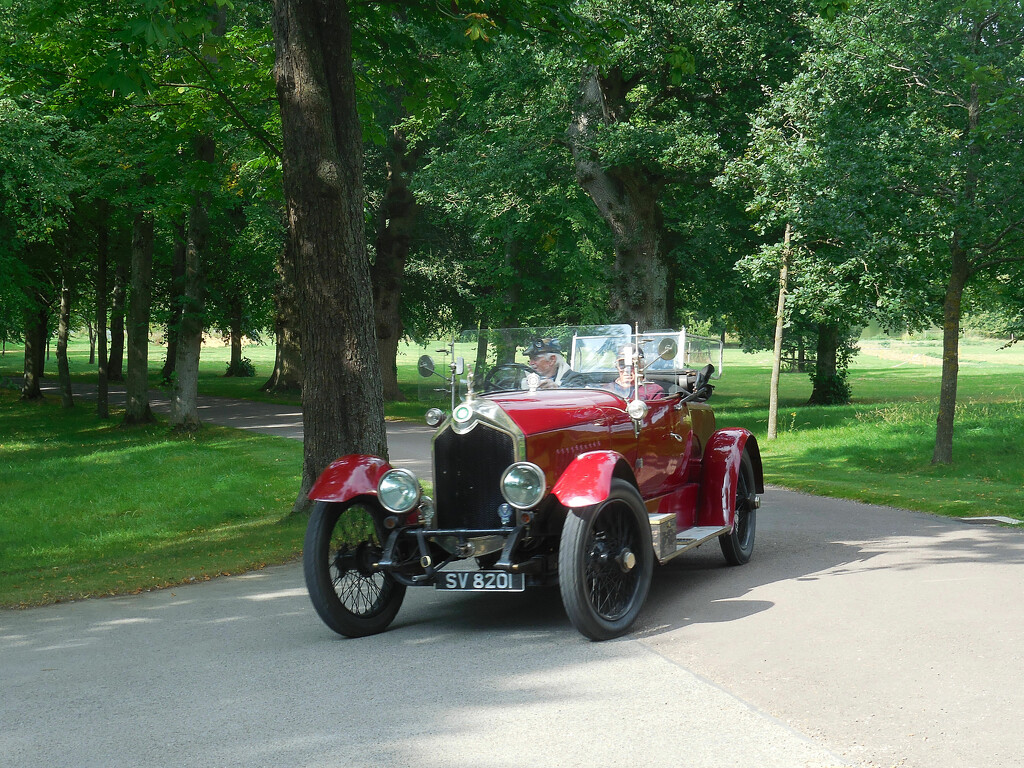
xmin=719 ymin=448 xmax=757 ymax=565
xmin=559 ymin=480 xmax=653 ymax=641
xmin=303 ymin=499 xmax=406 ymax=637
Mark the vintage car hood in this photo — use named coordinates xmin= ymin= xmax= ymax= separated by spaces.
xmin=481 ymin=389 xmax=628 ymax=436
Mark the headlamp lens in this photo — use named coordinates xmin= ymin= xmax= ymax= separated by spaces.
xmin=377 ymin=469 xmax=421 ymax=513
xmin=500 ymin=462 xmax=546 ymax=509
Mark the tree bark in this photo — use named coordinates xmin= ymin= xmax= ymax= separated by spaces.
xmin=170 ymin=136 xmax=214 ymax=431
xmin=86 ymin=316 xmax=95 ymax=365
xmin=767 ymin=223 xmax=791 ymax=440
xmin=808 ymin=323 xmax=841 ymax=405
xmin=371 ymin=127 xmax=419 ymax=402
xmin=568 ymin=66 xmax=668 ymax=329
xmin=21 ymin=296 xmax=47 ymax=400
xmin=272 ymin=0 xmax=387 ymax=514
xmin=262 ymin=238 xmax=303 ymax=394
xmin=96 ymin=204 xmax=109 ymax=419
xmin=227 ymin=305 xmax=243 ymax=375
xmin=162 ymin=217 xmax=188 ymax=383
xmin=932 ymin=248 xmax=970 ymax=464
xmin=123 ymin=206 xmax=155 ymax=425
xmin=107 ymin=243 xmax=127 ymax=382
xmin=56 ymin=274 xmax=73 ymax=408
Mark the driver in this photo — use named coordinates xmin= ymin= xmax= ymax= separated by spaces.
xmin=525 ymin=337 xmax=585 ymax=388
xmin=603 ymin=345 xmax=664 ymax=399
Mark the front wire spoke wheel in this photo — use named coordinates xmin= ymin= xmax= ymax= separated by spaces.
xmin=585 ymin=517 xmax=637 ymax=620
xmin=304 ymin=499 xmax=406 ymax=637
xmin=560 ymin=480 xmax=653 ymax=641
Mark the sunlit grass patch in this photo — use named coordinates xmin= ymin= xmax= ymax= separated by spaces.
xmin=719 ymin=396 xmax=1024 ymax=519
xmin=0 ymin=391 xmax=305 ymax=607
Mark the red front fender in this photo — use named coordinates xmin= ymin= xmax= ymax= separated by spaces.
xmin=551 ymin=450 xmax=635 ymax=508
xmin=307 ymin=455 xmax=393 ymax=503
xmin=697 ymin=429 xmax=764 ymax=527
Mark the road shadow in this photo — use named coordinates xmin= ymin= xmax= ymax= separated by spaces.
xmin=634 ymin=487 xmax=1024 ymax=639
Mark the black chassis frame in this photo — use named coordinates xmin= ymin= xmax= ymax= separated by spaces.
xmin=376 ymin=523 xmax=560 ymax=588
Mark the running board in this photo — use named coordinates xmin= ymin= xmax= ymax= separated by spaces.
xmin=650 ymin=514 xmax=728 ymax=564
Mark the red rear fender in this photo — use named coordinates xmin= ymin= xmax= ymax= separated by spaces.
xmin=697 ymin=430 xmax=763 ymax=527
xmin=551 ymin=450 xmax=635 ymax=508
xmin=307 ymin=455 xmax=393 ymax=502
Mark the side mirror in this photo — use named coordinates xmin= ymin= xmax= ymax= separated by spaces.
xmin=454 ymin=357 xmax=465 ymax=376
xmin=657 ymin=337 xmax=678 ymax=362
xmin=417 ymin=355 xmax=435 ymax=378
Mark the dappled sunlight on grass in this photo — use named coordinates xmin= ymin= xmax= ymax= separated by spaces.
xmin=753 ymin=399 xmax=1024 ymax=517
xmin=710 ymin=342 xmax=1023 ymax=519
xmin=0 ymin=391 xmax=304 ymax=607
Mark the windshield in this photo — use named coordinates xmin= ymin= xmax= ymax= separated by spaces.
xmin=412 ymin=325 xmax=723 ymax=401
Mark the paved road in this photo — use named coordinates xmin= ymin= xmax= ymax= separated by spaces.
xmin=6 ymin=386 xmax=1024 ymax=767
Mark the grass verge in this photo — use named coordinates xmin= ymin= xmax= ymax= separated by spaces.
xmin=0 ymin=391 xmax=305 ymax=608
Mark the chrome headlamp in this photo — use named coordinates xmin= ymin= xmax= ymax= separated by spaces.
xmin=627 ymin=398 xmax=649 ymax=421
xmin=500 ymin=462 xmax=546 ymax=510
xmin=377 ymin=468 xmax=421 ymax=514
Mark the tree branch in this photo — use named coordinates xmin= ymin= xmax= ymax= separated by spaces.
xmin=179 ymin=46 xmax=283 ymax=161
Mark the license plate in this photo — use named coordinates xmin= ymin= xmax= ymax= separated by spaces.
xmin=435 ymin=570 xmax=525 ymax=592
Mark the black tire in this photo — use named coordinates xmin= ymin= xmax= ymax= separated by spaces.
xmin=719 ymin=448 xmax=756 ymax=565
xmin=303 ymin=499 xmax=406 ymax=637
xmin=558 ymin=480 xmax=654 ymax=641
xmin=483 ymin=363 xmax=533 ymax=391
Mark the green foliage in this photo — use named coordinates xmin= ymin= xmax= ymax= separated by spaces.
xmin=411 ymin=36 xmax=612 ymax=331
xmin=226 ymin=355 xmax=255 ymax=377
xmin=0 ymin=99 xmax=82 ymax=247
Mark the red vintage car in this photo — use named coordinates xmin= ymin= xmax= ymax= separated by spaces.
xmin=303 ymin=325 xmax=764 ymax=641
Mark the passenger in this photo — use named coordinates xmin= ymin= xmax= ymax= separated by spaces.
xmin=525 ymin=337 xmax=586 ymax=388
xmin=603 ymin=345 xmax=664 ymax=400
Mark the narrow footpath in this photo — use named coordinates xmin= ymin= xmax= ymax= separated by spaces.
xmin=32 ymin=380 xmax=436 ymax=479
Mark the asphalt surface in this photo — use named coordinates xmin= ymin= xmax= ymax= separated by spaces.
xmin=5 ymin=385 xmax=1024 ymax=767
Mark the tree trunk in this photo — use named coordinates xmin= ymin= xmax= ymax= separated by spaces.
xmin=273 ymin=0 xmax=387 ymax=514
xmin=170 ymin=137 xmax=214 ymax=431
xmin=808 ymin=323 xmax=841 ymax=405
xmin=56 ymin=275 xmax=73 ymax=408
xmin=227 ymin=306 xmax=243 ymax=375
xmin=21 ymin=298 xmax=47 ymax=400
xmin=474 ymin=319 xmax=489 ymax=380
xmin=767 ymin=223 xmax=791 ymax=440
xmin=162 ymin=217 xmax=188 ymax=383
xmin=108 ymin=245 xmax=127 ymax=382
xmin=932 ymin=40 xmax=981 ymax=465
xmin=371 ymin=127 xmax=419 ymax=402
xmin=262 ymin=239 xmax=303 ymax=394
xmin=96 ymin=205 xmax=109 ymax=419
xmin=86 ymin=316 xmax=95 ymax=365
xmin=568 ymin=67 xmax=668 ymax=329
xmin=123 ymin=206 xmax=155 ymax=425
xmin=932 ymin=249 xmax=970 ymax=465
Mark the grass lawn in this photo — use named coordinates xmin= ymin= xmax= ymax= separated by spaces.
xmin=712 ymin=338 xmax=1024 ymax=519
xmin=0 ymin=390 xmax=305 ymax=608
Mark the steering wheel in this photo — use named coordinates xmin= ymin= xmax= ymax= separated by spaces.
xmin=482 ymin=363 xmax=534 ymax=392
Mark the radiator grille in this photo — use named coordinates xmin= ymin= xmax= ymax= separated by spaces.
xmin=433 ymin=424 xmax=515 ymax=530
